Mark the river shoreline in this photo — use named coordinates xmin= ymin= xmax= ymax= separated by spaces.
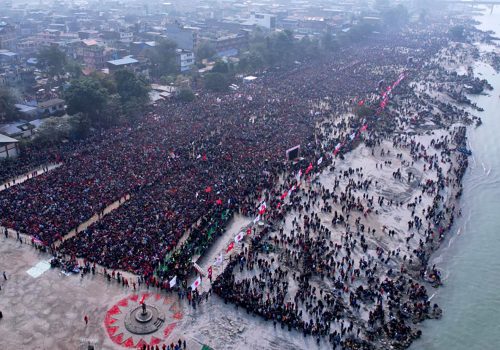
xmin=210 ymin=14 xmax=498 ymax=350
xmin=411 ymin=6 xmax=500 ymax=350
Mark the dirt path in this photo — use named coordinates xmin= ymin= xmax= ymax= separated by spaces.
xmin=0 ymin=163 xmax=62 ymax=192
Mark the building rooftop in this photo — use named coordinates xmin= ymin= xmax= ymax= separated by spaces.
xmin=38 ymin=98 xmax=65 ymax=109
xmin=0 ymin=133 xmax=19 ymax=144
xmin=107 ymin=56 xmax=139 ymax=66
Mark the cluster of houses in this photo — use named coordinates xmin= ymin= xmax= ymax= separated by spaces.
xmin=0 ymin=0 xmax=401 ymax=158
xmin=0 ymin=0 xmax=389 ymax=82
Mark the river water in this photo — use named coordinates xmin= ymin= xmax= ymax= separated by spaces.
xmin=411 ymin=7 xmax=500 ymax=350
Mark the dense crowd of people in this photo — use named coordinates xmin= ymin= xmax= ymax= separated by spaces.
xmin=211 ymin=23 xmax=478 ymax=349
xmin=0 ymin=19 xmax=486 ymax=349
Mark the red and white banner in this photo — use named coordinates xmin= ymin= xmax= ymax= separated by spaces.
xmin=190 ymin=276 xmax=201 ymax=290
xmin=234 ymin=231 xmax=245 ymax=243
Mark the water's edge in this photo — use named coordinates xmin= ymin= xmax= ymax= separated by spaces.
xmin=411 ymin=8 xmax=500 ymax=350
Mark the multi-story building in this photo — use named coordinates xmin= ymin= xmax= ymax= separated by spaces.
xmin=165 ymin=23 xmax=199 ymax=51
xmin=176 ymin=49 xmax=195 ymax=72
xmin=205 ymin=32 xmax=249 ymax=57
xmin=0 ymin=23 xmax=16 ymax=50
xmin=107 ymin=56 xmax=139 ymax=72
xmin=119 ymin=31 xmax=134 ymax=44
xmin=243 ymin=12 xmax=277 ymax=30
xmin=75 ymin=39 xmax=108 ymax=70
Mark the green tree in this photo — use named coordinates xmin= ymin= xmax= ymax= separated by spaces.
xmin=322 ymin=31 xmax=337 ymax=52
xmin=68 ymin=114 xmax=91 ymax=140
xmin=37 ymin=46 xmax=67 ymax=80
xmin=148 ymin=39 xmax=178 ymax=78
xmin=113 ymin=70 xmax=150 ymax=105
xmin=65 ymin=77 xmax=109 ymax=126
xmin=204 ymin=73 xmax=229 ymax=92
xmin=102 ymin=94 xmax=123 ymax=126
xmin=0 ymin=87 xmax=19 ymax=122
xmin=65 ymin=59 xmax=82 ymax=79
xmin=34 ymin=116 xmax=71 ymax=145
xmin=348 ymin=22 xmax=374 ymax=42
xmin=196 ymin=42 xmax=216 ymax=61
xmin=211 ymin=61 xmax=229 ymax=74
xmin=177 ymin=88 xmax=195 ymax=102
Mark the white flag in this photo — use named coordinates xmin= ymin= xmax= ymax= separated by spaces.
xmin=235 ymin=231 xmax=245 ymax=243
xmin=190 ymin=276 xmax=201 ymax=290
xmin=215 ymin=253 xmax=223 ymax=266
xmin=317 ymin=157 xmax=323 ymax=165
xmin=169 ymin=276 xmax=177 ymax=288
xmin=258 ymin=201 xmax=267 ymax=212
xmin=253 ymin=215 xmax=261 ymax=224
xmin=296 ymin=169 xmax=302 ymax=182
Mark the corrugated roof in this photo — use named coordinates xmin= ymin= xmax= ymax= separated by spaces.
xmin=0 ymin=133 xmax=19 ymax=144
xmin=107 ymin=56 xmax=138 ymax=66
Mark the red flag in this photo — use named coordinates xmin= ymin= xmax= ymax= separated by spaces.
xmin=358 ymin=100 xmax=364 ymax=106
xmin=216 ymin=198 xmax=223 ymax=205
xmin=205 ymin=186 xmax=212 ymax=193
xmin=246 ymin=228 xmax=252 ymax=235
xmin=280 ymin=190 xmax=288 ymax=200
xmin=360 ymin=124 xmax=368 ymax=132
xmin=226 ymin=242 xmax=234 ymax=253
xmin=202 ymin=154 xmax=207 ymax=161
xmin=207 ymin=266 xmax=212 ymax=276
xmin=305 ymin=162 xmax=313 ymax=175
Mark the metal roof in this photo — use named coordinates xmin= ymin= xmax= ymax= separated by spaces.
xmin=107 ymin=56 xmax=138 ymax=66
xmin=0 ymin=133 xmax=19 ymax=144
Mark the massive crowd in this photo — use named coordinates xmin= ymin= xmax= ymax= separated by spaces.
xmin=0 ymin=20 xmax=484 ymax=349
xmin=211 ymin=24 xmax=477 ymax=349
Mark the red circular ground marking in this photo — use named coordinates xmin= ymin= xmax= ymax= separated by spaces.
xmin=104 ymin=292 xmax=184 ymax=348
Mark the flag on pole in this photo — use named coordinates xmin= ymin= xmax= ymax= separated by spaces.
xmin=317 ymin=157 xmax=323 ymax=166
xmin=246 ymin=228 xmax=252 ymax=235
xmin=235 ymin=231 xmax=245 ymax=243
xmin=190 ymin=276 xmax=201 ymax=290
xmin=169 ymin=276 xmax=177 ymax=288
xmin=280 ymin=190 xmax=288 ymax=200
xmin=216 ymin=198 xmax=223 ymax=205
xmin=360 ymin=124 xmax=368 ymax=132
xmin=205 ymin=186 xmax=212 ymax=193
xmin=226 ymin=242 xmax=235 ymax=253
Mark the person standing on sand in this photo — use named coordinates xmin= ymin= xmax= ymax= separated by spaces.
xmin=84 ymin=315 xmax=89 ymax=325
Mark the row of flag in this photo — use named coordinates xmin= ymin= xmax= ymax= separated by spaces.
xmin=180 ymin=73 xmax=408 ymax=292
